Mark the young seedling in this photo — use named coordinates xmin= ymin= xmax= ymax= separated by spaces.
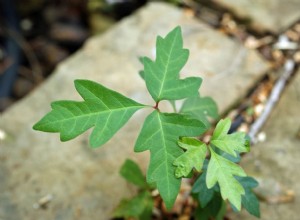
xmin=33 ymin=26 xmax=260 ymax=218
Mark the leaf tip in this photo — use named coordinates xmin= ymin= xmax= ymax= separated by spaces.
xmin=173 ymin=25 xmax=182 ymax=34
xmin=32 ymin=122 xmax=41 ymax=131
xmin=231 ymin=201 xmax=242 ymax=212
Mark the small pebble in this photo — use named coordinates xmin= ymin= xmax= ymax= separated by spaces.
xmin=254 ymin=104 xmax=264 ymax=116
xmin=0 ymin=129 xmax=7 ymax=140
xmin=257 ymin=132 xmax=266 ymax=142
xmin=293 ymin=51 xmax=300 ymax=63
xmin=33 ymin=194 xmax=53 ymax=209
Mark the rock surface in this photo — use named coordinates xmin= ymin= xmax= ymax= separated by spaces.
xmin=229 ymin=69 xmax=300 ymax=219
xmin=214 ymin=0 xmax=300 ymax=33
xmin=0 ymin=2 xmax=269 ymax=220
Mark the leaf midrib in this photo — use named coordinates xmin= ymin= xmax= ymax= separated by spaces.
xmin=212 ymin=151 xmax=232 ymax=198
xmin=156 ymin=31 xmax=178 ymax=100
xmin=152 ymin=113 xmax=174 ymax=200
xmin=41 ymin=105 xmax=142 ymax=127
xmin=211 ymin=150 xmax=243 ymax=208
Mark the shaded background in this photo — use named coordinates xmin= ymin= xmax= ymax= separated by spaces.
xmin=1 ymin=0 xmax=299 ymax=112
xmin=0 ymin=0 xmax=149 ymax=111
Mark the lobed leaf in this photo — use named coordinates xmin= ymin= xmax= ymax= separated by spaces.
xmin=120 ymin=159 xmax=148 ymax=189
xmin=135 ymin=110 xmax=206 ymax=209
xmin=33 ymin=80 xmax=145 ymax=148
xmin=180 ymin=95 xmax=218 ymax=128
xmin=143 ymin=26 xmax=202 ymax=102
xmin=173 ymin=137 xmax=207 ymax=178
xmin=206 ymin=148 xmax=246 ymax=210
xmin=211 ymin=118 xmax=249 ymax=157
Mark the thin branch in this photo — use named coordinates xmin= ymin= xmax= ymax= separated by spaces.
xmin=248 ymin=59 xmax=296 ymax=143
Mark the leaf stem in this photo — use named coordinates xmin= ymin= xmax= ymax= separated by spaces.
xmin=153 ymin=101 xmax=160 ymax=110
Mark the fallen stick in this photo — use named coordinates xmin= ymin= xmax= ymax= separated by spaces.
xmin=248 ymin=59 xmax=296 ymax=143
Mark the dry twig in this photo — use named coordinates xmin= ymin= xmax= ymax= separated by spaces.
xmin=248 ymin=59 xmax=296 ymax=143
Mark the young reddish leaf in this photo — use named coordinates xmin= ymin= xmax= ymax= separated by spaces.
xmin=143 ymin=26 xmax=202 ymax=102
xmin=33 ymin=80 xmax=145 ymax=148
xmin=135 ymin=111 xmax=206 ymax=209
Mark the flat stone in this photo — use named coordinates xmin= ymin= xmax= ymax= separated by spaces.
xmin=0 ymin=2 xmax=269 ymax=220
xmin=229 ymin=69 xmax=300 ymax=219
xmin=214 ymin=0 xmax=300 ymax=33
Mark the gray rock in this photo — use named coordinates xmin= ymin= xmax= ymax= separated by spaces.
xmin=228 ymin=69 xmax=300 ymax=219
xmin=214 ymin=0 xmax=300 ymax=33
xmin=0 ymin=2 xmax=269 ymax=220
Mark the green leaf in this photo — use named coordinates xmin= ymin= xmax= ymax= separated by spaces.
xmin=194 ymin=194 xmax=225 ymax=220
xmin=135 ymin=110 xmax=206 ymax=209
xmin=120 ymin=159 xmax=148 ymax=189
xmin=211 ymin=118 xmax=248 ymax=157
xmin=236 ymin=176 xmax=258 ymax=188
xmin=241 ymin=190 xmax=260 ymax=217
xmin=139 ymin=58 xmax=177 ymax=112
xmin=113 ymin=191 xmax=153 ymax=220
xmin=180 ymin=95 xmax=218 ymax=128
xmin=143 ymin=26 xmax=202 ymax=102
xmin=173 ymin=137 xmax=207 ymax=178
xmin=211 ymin=118 xmax=231 ymax=139
xmin=33 ymin=80 xmax=145 ymax=148
xmin=139 ymin=197 xmax=154 ymax=220
xmin=235 ymin=176 xmax=260 ymax=217
xmin=206 ymin=148 xmax=246 ymax=210
xmin=192 ymin=172 xmax=216 ymax=208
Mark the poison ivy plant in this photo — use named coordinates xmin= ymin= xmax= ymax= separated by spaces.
xmin=135 ymin=111 xmax=205 ymax=209
xmin=33 ymin=26 xmax=260 ymax=217
xmin=172 ymin=119 xmax=253 ymax=211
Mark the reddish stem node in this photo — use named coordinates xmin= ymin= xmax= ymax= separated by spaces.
xmin=153 ymin=101 xmax=160 ymax=110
